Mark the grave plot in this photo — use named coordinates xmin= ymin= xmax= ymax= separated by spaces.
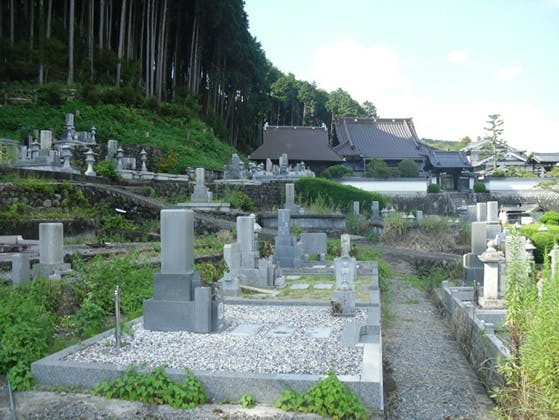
xmin=31 ymin=208 xmax=384 ymax=410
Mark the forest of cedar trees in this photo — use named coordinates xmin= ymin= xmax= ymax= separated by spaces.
xmin=0 ymin=0 xmax=377 ymax=150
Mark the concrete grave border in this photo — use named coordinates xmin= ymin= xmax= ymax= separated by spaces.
xmin=32 ymin=266 xmax=383 ymax=410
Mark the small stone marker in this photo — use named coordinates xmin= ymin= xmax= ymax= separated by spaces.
xmin=304 ymin=326 xmax=333 ymax=338
xmin=289 ymin=283 xmax=310 ymax=290
xmin=266 ymin=326 xmax=296 ymax=337
xmin=230 ymin=324 xmax=263 ymax=336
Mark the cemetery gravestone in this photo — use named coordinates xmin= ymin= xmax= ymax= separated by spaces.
xmin=273 ymin=209 xmax=302 ymax=268
xmin=143 ymin=209 xmax=224 ymax=332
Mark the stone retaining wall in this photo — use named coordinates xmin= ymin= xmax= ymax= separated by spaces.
xmin=434 ymin=282 xmax=509 ymax=391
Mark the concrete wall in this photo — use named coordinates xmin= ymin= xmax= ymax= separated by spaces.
xmin=340 ymin=177 xmax=428 ymax=193
xmin=434 ymin=282 xmax=509 ymax=391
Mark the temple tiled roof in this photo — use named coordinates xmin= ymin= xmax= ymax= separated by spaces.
xmin=249 ymin=125 xmax=343 ymax=162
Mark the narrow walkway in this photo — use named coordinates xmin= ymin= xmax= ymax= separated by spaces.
xmin=382 ymin=254 xmax=495 ymax=419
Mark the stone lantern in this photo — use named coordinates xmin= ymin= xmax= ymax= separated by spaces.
xmin=84 ymin=149 xmax=96 ymax=176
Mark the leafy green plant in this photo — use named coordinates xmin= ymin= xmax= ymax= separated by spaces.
xmin=419 ymin=215 xmax=449 ymax=234
xmin=539 ymin=211 xmax=559 ymax=226
xmin=224 ymin=190 xmax=256 ymax=211
xmin=346 ymin=213 xmax=370 ymax=235
xmin=197 ymin=260 xmax=227 ymax=286
xmin=8 ymin=361 xmax=36 ymax=391
xmin=365 ymin=158 xmax=399 ymax=178
xmin=398 ymin=159 xmax=419 ymax=177
xmin=381 ymin=212 xmax=408 ymax=243
xmin=291 ymin=224 xmax=305 ymax=236
xmin=473 ymin=181 xmax=487 ymax=192
xmin=295 ymin=177 xmax=388 ymax=214
xmin=73 ymin=297 xmax=107 ymax=338
xmin=94 ymin=160 xmax=122 ymax=182
xmin=427 ymin=183 xmax=440 ymax=193
xmin=92 ymin=366 xmax=207 ymax=409
xmin=239 ymin=393 xmax=257 ymax=408
xmin=320 ymin=164 xmax=354 ymax=179
xmin=275 ymin=370 xmax=368 ymax=419
xmin=14 ymin=177 xmax=56 ymax=194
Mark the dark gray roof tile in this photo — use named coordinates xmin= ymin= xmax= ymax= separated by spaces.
xmin=250 ymin=125 xmax=343 ymax=162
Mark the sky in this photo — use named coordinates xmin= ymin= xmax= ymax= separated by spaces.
xmin=244 ymin=0 xmax=559 ymax=152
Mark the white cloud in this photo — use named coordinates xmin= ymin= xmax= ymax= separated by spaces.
xmin=496 ymin=66 xmax=524 ymax=81
xmin=299 ymin=38 xmax=558 ymax=153
xmin=298 ymin=38 xmax=409 ymax=103
xmin=448 ymin=49 xmax=469 ymax=64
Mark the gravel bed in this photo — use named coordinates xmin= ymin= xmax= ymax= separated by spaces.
xmin=65 ymin=305 xmax=366 ymax=375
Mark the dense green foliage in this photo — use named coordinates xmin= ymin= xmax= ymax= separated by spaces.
xmin=222 ymin=190 xmax=256 ymax=212
xmin=92 ymin=366 xmax=207 ymax=409
xmin=421 ymin=137 xmax=471 ymax=151
xmin=275 ymin=371 xmax=368 ymax=419
xmin=0 ymin=251 xmax=157 ymax=390
xmin=398 ymin=159 xmax=420 ymax=177
xmin=494 ymin=235 xmax=559 ymax=417
xmin=0 ymin=100 xmax=236 ymax=171
xmin=427 ymin=183 xmax=441 ymax=193
xmin=320 ymin=164 xmax=355 ymax=179
xmin=539 ymin=211 xmax=559 ymax=226
xmin=295 ymin=177 xmax=389 ymax=214
xmin=473 ymin=181 xmax=487 ymax=193
xmin=365 ymin=158 xmax=399 ymax=178
xmin=519 ymin=224 xmax=559 ymax=263
xmin=1 ymin=1 xmax=376 ymax=150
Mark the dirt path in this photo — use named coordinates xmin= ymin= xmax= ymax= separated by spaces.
xmin=382 ymin=253 xmax=496 ymax=419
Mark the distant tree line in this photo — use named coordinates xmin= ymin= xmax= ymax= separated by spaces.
xmin=0 ymin=0 xmax=377 ymax=150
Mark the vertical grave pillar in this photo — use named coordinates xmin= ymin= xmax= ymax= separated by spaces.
xmin=144 ymin=209 xmax=224 ymax=332
xmin=33 ymin=223 xmax=71 ymax=279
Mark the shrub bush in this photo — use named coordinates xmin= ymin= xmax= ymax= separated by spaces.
xmin=539 ymin=211 xmax=559 ymax=226
xmin=93 ymin=366 xmax=207 ymax=409
xmin=223 ymin=190 xmax=256 ymax=211
xmin=473 ymin=181 xmax=487 ymax=192
xmin=365 ymin=158 xmax=399 ymax=178
xmin=275 ymin=370 xmax=368 ymax=419
xmin=37 ymin=84 xmax=65 ymax=106
xmin=295 ymin=177 xmax=389 ymax=214
xmin=427 ymin=183 xmax=440 ymax=193
xmin=398 ymin=159 xmax=419 ymax=177
xmin=94 ymin=160 xmax=122 ymax=181
xmin=320 ymin=164 xmax=354 ymax=179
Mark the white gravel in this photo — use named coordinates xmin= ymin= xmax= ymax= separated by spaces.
xmin=65 ymin=305 xmax=366 ymax=375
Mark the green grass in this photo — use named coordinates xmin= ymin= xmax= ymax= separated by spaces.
xmin=0 ymin=100 xmax=238 ymax=172
xmin=239 ymin=274 xmax=373 ymax=302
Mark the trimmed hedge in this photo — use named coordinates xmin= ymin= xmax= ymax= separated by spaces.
xmin=294 ymin=177 xmax=389 ymax=214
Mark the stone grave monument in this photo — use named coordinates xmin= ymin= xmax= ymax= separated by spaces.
xmin=273 ymin=209 xmax=303 ymax=268
xmin=191 ymin=167 xmax=212 ymax=202
xmin=284 ymin=183 xmax=303 ymax=215
xmin=463 ymin=221 xmax=489 ymax=285
xmin=32 ymin=223 xmax=71 ymax=279
xmin=221 ymin=214 xmax=281 ymax=296
xmin=300 ymin=232 xmax=327 ymax=262
xmin=143 ymin=209 xmax=225 ymax=332
xmin=332 ymin=234 xmax=356 ymax=316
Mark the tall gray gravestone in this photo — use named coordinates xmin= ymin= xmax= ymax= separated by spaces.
xmin=486 ymin=201 xmax=502 ymax=241
xmin=476 ymin=202 xmax=487 ymax=222
xmin=143 ymin=209 xmax=224 ymax=332
xmin=273 ymin=209 xmax=302 ymax=268
xmin=284 ymin=183 xmax=303 ymax=215
xmin=462 ymin=222 xmax=487 ymax=285
xmin=33 ymin=223 xmax=71 ymax=279
xmin=191 ymin=167 xmax=212 ymax=202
